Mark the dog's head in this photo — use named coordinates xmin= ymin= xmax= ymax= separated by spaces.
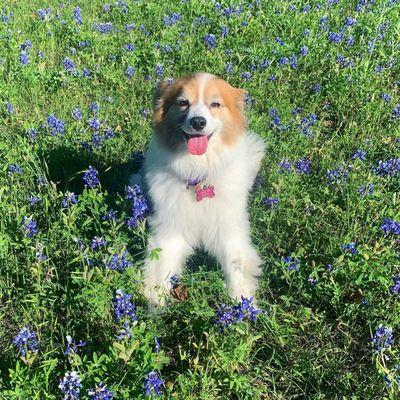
xmin=153 ymin=73 xmax=246 ymax=156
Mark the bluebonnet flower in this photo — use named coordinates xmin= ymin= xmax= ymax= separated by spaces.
xmin=21 ymin=217 xmax=38 ymax=238
xmin=37 ymin=8 xmax=51 ymax=21
xmin=278 ymin=56 xmax=289 ymax=66
xmin=390 ymin=276 xmax=400 ymax=295
xmin=260 ymin=59 xmax=270 ymax=69
xmin=311 ymin=83 xmax=321 ymax=93
xmin=124 ymin=43 xmax=135 ymax=52
xmin=106 ymin=252 xmax=132 ymax=272
xmin=241 ymin=71 xmax=251 ymax=80
xmin=141 ymin=108 xmax=150 ymax=118
xmin=8 ymin=163 xmax=23 ymax=175
xmin=343 ymin=16 xmax=357 ymax=27
xmin=82 ymin=68 xmax=91 ymax=77
xmin=104 ymin=127 xmax=114 ymax=139
xmin=295 ymin=158 xmax=311 ymax=174
xmin=372 ymin=325 xmax=394 ymax=351
xmin=72 ymin=108 xmax=83 ymax=120
xmin=93 ymin=22 xmax=113 ymax=34
xmin=63 ymin=57 xmax=77 ymax=74
xmin=59 ymin=371 xmax=82 ymax=400
xmin=144 ymin=371 xmax=164 ymax=397
xmin=88 ymin=102 xmax=100 ymax=114
xmin=116 ymin=321 xmax=133 ymax=341
xmin=380 ymin=219 xmax=400 ymax=236
xmin=221 ymin=25 xmax=229 ymax=37
xmin=263 ymin=197 xmax=279 ymax=208
xmin=90 ymin=236 xmax=107 ymax=250
xmin=393 ymin=104 xmax=400 ymax=120
xmin=46 ymin=115 xmax=65 ymax=136
xmin=325 ymin=263 xmax=333 ymax=271
xmin=125 ymin=66 xmax=135 ymax=79
xmin=62 ymin=192 xmax=78 ymax=208
xmin=269 ymin=108 xmax=283 ymax=129
xmin=373 ymin=158 xmax=400 ymax=177
xmin=125 ymin=185 xmax=149 ymax=228
xmin=224 ymin=61 xmax=234 ymax=74
xmin=19 ymin=51 xmax=29 ymax=65
xmin=163 ymin=12 xmax=181 ymax=26
xmin=154 ymin=337 xmax=160 ymax=353
xmin=35 ymin=249 xmax=47 ymax=262
xmin=78 ymin=40 xmax=89 ymax=49
xmin=64 ymin=335 xmax=86 ymax=355
xmin=282 ymin=256 xmax=300 ymax=271
xmin=336 ymin=54 xmax=353 ymax=68
xmin=380 ymin=93 xmax=391 ymax=103
xmin=88 ymin=382 xmax=114 ymax=400
xmin=279 ymin=158 xmax=292 ymax=172
xmin=83 ymin=166 xmax=100 ymax=188
xmin=170 ymin=274 xmax=179 ymax=287
xmin=88 ymin=117 xmax=101 ymax=131
xmin=346 ymin=35 xmax=355 ymax=46
xmin=341 ymin=242 xmax=357 ymax=254
xmin=308 ymin=277 xmax=318 ymax=285
xmin=358 ymin=183 xmax=374 ymax=197
xmin=26 ymin=127 xmax=38 ymax=141
xmin=13 ymin=326 xmax=39 ymax=356
xmin=5 ymin=100 xmax=13 ymax=115
xmin=125 ymin=23 xmax=135 ymax=31
xmin=326 ymin=164 xmax=350 ymax=185
xmin=203 ymin=34 xmax=216 ymax=50
xmin=102 ymin=210 xmax=117 ymax=221
xmin=352 ymin=149 xmax=366 ymax=161
xmin=73 ymin=7 xmax=82 ymax=24
xmin=299 ymin=113 xmax=317 ymax=137
xmin=215 ymin=296 xmax=260 ymax=329
xmin=275 ymin=37 xmax=285 ymax=46
xmin=155 ymin=64 xmax=164 ymax=77
xmin=113 ymin=289 xmax=137 ymax=322
xmin=28 ymin=195 xmax=41 ymax=206
xmin=289 ymin=55 xmax=298 ymax=69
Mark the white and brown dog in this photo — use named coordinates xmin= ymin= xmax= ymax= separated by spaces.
xmin=131 ymin=72 xmax=265 ymax=307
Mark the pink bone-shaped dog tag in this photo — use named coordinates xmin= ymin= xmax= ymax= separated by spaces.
xmin=195 ymin=185 xmax=215 ymax=202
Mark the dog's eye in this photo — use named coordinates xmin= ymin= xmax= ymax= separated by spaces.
xmin=211 ymin=101 xmax=221 ymax=108
xmin=177 ymin=99 xmax=189 ymax=108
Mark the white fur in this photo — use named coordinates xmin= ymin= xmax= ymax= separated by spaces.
xmin=133 ymin=129 xmax=265 ymax=307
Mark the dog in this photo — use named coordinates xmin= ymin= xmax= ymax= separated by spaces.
xmin=131 ymin=72 xmax=265 ymax=307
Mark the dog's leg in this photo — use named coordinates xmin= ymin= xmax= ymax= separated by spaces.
xmin=214 ymin=221 xmax=262 ymax=301
xmin=143 ymin=234 xmax=191 ymax=308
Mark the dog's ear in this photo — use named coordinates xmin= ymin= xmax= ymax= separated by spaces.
xmin=153 ymin=81 xmax=168 ymax=110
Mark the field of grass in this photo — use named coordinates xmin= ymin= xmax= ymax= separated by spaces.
xmin=1 ymin=0 xmax=400 ymax=398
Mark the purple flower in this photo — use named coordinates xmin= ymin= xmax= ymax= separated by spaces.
xmin=221 ymin=25 xmax=229 ymax=37
xmin=224 ymin=61 xmax=234 ymax=74
xmin=88 ymin=382 xmax=114 ymax=400
xmin=116 ymin=321 xmax=133 ymax=341
xmin=155 ymin=63 xmax=164 ymax=77
xmin=341 ymin=241 xmax=357 ymax=254
xmin=380 ymin=93 xmax=391 ymax=103
xmin=73 ymin=7 xmax=82 ymax=25
xmin=125 ymin=185 xmax=149 ymax=228
xmin=26 ymin=128 xmax=38 ymax=141
xmin=358 ymin=183 xmax=374 ymax=197
xmin=13 ymin=326 xmax=39 ymax=356
xmin=62 ymin=192 xmax=78 ymax=208
xmin=72 ymin=108 xmax=83 ymax=120
xmin=351 ymin=149 xmax=366 ymax=161
xmin=282 ymin=256 xmax=300 ymax=271
xmin=295 ymin=158 xmax=311 ymax=174
xmin=279 ymin=158 xmax=292 ymax=172
xmin=102 ymin=210 xmax=117 ymax=221
xmin=390 ymin=276 xmax=400 ymax=295
xmin=28 ymin=195 xmax=41 ymax=206
xmin=90 ymin=236 xmax=107 ymax=250
xmin=64 ymin=335 xmax=86 ymax=356
xmin=263 ymin=197 xmax=279 ymax=208
xmin=125 ymin=66 xmax=135 ymax=78
xmin=83 ymin=166 xmax=100 ymax=188
xmin=88 ymin=117 xmax=101 ymax=131
xmin=154 ymin=337 xmax=160 ymax=353
xmin=241 ymin=71 xmax=251 ymax=80
xmin=106 ymin=252 xmax=132 ymax=272
xmin=8 ymin=163 xmax=23 ymax=175
xmin=373 ymin=158 xmax=400 ymax=177
xmin=203 ymin=34 xmax=216 ymax=50
xmin=372 ymin=325 xmax=394 ymax=351
xmin=21 ymin=217 xmax=38 ymax=238
xmin=326 ymin=164 xmax=350 ymax=185
xmin=144 ymin=371 xmax=164 ymax=397
xmin=380 ymin=219 xmax=400 ymax=236
xmin=393 ymin=104 xmax=400 ymax=120
xmin=59 ymin=371 xmax=82 ymax=400
xmin=63 ymin=57 xmax=77 ymax=74
xmin=163 ymin=12 xmax=181 ymax=26
xmin=93 ymin=22 xmax=113 ymax=34
xmin=113 ymin=289 xmax=137 ymax=322
xmin=46 ymin=115 xmax=65 ymax=136
xmin=19 ymin=51 xmax=30 ymax=65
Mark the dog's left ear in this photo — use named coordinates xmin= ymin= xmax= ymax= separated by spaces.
xmin=153 ymin=81 xmax=169 ymax=110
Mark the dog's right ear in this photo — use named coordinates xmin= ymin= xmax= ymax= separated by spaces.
xmin=153 ymin=81 xmax=168 ymax=110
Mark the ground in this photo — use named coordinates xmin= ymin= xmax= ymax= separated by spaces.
xmin=0 ymin=0 xmax=400 ymax=399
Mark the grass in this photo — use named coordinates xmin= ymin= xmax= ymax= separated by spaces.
xmin=1 ymin=0 xmax=400 ymax=398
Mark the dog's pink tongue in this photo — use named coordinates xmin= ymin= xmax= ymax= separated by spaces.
xmin=187 ymin=135 xmax=208 ymax=155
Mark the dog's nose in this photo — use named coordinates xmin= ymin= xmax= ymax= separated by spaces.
xmin=190 ymin=116 xmax=207 ymax=131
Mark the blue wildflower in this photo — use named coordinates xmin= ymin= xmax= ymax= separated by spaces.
xmin=88 ymin=117 xmax=101 ymax=131
xmin=19 ymin=51 xmax=29 ymax=65
xmin=46 ymin=115 xmax=65 ymax=136
xmin=372 ymin=325 xmax=394 ymax=351
xmin=125 ymin=185 xmax=149 ymax=228
xmin=63 ymin=57 xmax=77 ymax=74
xmin=154 ymin=337 xmax=160 ymax=353
xmin=263 ymin=197 xmax=279 ymax=208
xmin=102 ymin=210 xmax=117 ymax=221
xmin=279 ymin=158 xmax=292 ymax=172
xmin=351 ymin=149 xmax=366 ymax=160
xmin=62 ymin=192 xmax=78 ymax=208
xmin=106 ymin=252 xmax=132 ymax=272
xmin=73 ymin=7 xmax=82 ymax=24
xmin=93 ymin=22 xmax=113 ymax=34
xmin=163 ymin=12 xmax=181 ymax=26
xmin=13 ymin=326 xmax=39 ymax=356
xmin=90 ymin=236 xmax=107 ymax=250
xmin=393 ymin=104 xmax=400 ymax=120
xmin=125 ymin=66 xmax=135 ymax=79
xmin=155 ymin=63 xmax=164 ymax=77
xmin=358 ymin=183 xmax=374 ymax=197
xmin=28 ymin=195 xmax=41 ymax=206
xmin=26 ymin=128 xmax=38 ymax=141
xmin=295 ymin=158 xmax=311 ymax=174
xmin=282 ymin=256 xmax=300 ymax=271
xmin=88 ymin=382 xmax=114 ymax=400
xmin=59 ymin=371 xmax=82 ymax=400
xmin=203 ymin=34 xmax=216 ymax=50
xmin=116 ymin=321 xmax=133 ymax=341
xmin=341 ymin=242 xmax=357 ymax=254
xmin=83 ymin=166 xmax=100 ymax=188
xmin=380 ymin=93 xmax=391 ymax=103
xmin=72 ymin=108 xmax=83 ymax=120
xmin=374 ymin=158 xmax=400 ymax=177
xmin=21 ymin=217 xmax=38 ymax=238
xmin=64 ymin=335 xmax=86 ymax=356
xmin=326 ymin=164 xmax=350 ymax=185
xmin=144 ymin=371 xmax=164 ymax=397
xmin=390 ymin=276 xmax=400 ymax=295
xmin=113 ymin=289 xmax=137 ymax=322
xmin=8 ymin=163 xmax=23 ymax=175
xmin=380 ymin=219 xmax=400 ymax=236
